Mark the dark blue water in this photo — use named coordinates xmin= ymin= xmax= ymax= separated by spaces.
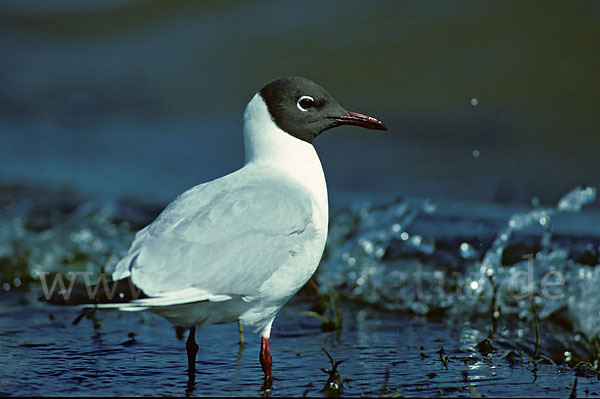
xmin=1 ymin=288 xmax=597 ymax=397
xmin=1 ymin=183 xmax=599 ymax=396
xmin=1 ymin=1 xmax=599 ymax=204
xmin=2 ymin=1 xmax=600 ymax=396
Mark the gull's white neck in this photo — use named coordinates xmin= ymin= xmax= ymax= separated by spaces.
xmin=242 ymin=93 xmax=328 ymax=220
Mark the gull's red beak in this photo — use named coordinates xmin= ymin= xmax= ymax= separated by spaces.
xmin=332 ymin=111 xmax=388 ymax=131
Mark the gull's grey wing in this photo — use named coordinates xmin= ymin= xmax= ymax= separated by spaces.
xmin=113 ymin=170 xmax=319 ymax=298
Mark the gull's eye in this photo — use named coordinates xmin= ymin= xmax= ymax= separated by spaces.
xmin=296 ymin=95 xmax=316 ymax=112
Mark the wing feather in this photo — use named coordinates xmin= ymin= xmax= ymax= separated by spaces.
xmin=113 ymin=168 xmax=317 ymax=298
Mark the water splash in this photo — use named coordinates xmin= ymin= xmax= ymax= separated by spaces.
xmin=481 ymin=187 xmax=596 ymax=275
xmin=318 ymin=186 xmax=599 ymax=348
xmin=320 ymin=198 xmax=438 ymax=311
xmin=1 ymin=183 xmax=599 ymax=358
xmin=558 ymin=186 xmax=596 ymax=213
xmin=0 ymin=185 xmax=152 ymax=289
xmin=462 ymin=186 xmax=598 ymax=335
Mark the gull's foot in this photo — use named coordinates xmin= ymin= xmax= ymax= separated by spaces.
xmin=260 ymin=376 xmax=273 ymax=397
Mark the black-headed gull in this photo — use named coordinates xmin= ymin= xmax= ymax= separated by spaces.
xmin=44 ymin=77 xmax=387 ymax=388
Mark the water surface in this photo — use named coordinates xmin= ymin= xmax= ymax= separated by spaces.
xmin=1 ymin=184 xmax=599 ymax=397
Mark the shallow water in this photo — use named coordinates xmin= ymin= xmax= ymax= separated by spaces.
xmin=1 ymin=289 xmax=597 ymax=397
xmin=1 ymin=183 xmax=599 ymax=396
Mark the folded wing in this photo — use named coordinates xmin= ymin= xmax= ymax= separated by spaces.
xmin=112 ymin=170 xmax=317 ymax=303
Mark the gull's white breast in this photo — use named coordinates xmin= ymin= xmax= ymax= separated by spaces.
xmin=111 ymin=94 xmax=329 ymax=333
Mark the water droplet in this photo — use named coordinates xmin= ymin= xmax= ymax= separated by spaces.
xmin=361 ymin=240 xmax=374 ymax=254
xmin=460 ymin=242 xmax=476 ymax=259
xmin=411 ymin=235 xmax=422 ymax=246
xmin=391 ymin=223 xmax=401 ymax=233
xmin=470 ymin=98 xmax=479 ymax=106
xmin=564 ymin=351 xmax=572 ymax=362
xmin=347 ymin=257 xmax=356 ymax=266
xmin=422 ymin=198 xmax=437 ymax=214
xmin=13 ymin=278 xmax=21 ymax=288
xmin=400 ymin=232 xmax=409 ymax=241
xmin=472 ymin=150 xmax=480 ymax=158
xmin=470 ymin=281 xmax=479 ymax=290
xmin=2 ymin=283 xmax=10 ymax=291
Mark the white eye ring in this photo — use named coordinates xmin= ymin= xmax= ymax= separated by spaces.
xmin=296 ymin=95 xmax=315 ymax=112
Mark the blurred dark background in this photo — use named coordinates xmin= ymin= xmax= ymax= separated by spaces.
xmin=1 ymin=0 xmax=599 ymax=206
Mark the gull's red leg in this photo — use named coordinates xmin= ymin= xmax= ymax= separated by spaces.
xmin=260 ymin=336 xmax=273 ymax=385
xmin=186 ymin=326 xmax=198 ymax=378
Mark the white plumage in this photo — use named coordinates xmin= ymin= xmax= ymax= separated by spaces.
xmin=60 ymin=77 xmax=387 ymax=386
xmin=109 ymin=93 xmax=329 ymax=338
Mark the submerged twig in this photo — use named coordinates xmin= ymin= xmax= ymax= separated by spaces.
xmin=531 ymin=296 xmax=540 ymax=360
xmin=568 ymin=377 xmax=578 ymax=399
xmin=321 ymin=348 xmax=345 ymax=397
xmin=72 ymin=308 xmax=94 ymax=325
xmin=594 ymin=338 xmax=600 ymax=374
xmin=237 ymin=320 xmax=245 ymax=347
xmin=488 ymin=273 xmax=500 ymax=338
xmin=379 ymin=366 xmax=404 ymax=397
xmin=438 ymin=347 xmax=449 ymax=369
xmin=462 ymin=370 xmax=482 ymax=398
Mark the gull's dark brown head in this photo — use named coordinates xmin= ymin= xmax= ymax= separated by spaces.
xmin=259 ymin=77 xmax=387 ymax=143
